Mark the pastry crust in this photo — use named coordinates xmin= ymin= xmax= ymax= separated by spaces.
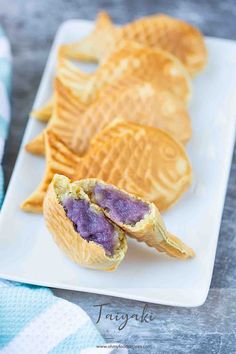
xmin=58 ymin=42 xmax=191 ymax=104
xmin=43 ymin=174 xmax=127 ymax=271
xmin=77 ymin=178 xmax=195 ymax=259
xmin=60 ymin=11 xmax=207 ymax=76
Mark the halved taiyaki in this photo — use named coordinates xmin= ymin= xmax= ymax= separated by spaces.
xmin=77 ymin=177 xmax=195 ymax=259
xmin=60 ymin=11 xmax=207 ymax=76
xmin=25 ymin=76 xmax=192 ymax=155
xmin=45 ymin=175 xmax=194 ymax=264
xmin=21 ymin=119 xmax=192 ymax=213
xmin=44 ymin=174 xmax=127 ymax=270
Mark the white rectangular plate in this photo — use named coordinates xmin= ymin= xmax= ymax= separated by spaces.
xmin=0 ymin=20 xmax=236 ymax=307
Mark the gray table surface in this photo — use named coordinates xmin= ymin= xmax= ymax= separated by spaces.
xmin=1 ymin=1 xmax=236 ymax=353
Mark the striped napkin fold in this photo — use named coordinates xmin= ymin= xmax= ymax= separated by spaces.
xmin=0 ymin=26 xmax=127 ymax=354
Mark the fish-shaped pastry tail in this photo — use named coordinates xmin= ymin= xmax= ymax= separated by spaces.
xmin=21 ymin=131 xmax=81 ymax=213
xmin=57 ymin=57 xmax=91 ymax=97
xmin=25 ymin=78 xmax=88 ymax=155
xmin=25 ymin=132 xmax=45 ymax=155
xmin=59 ymin=12 xmax=116 ymax=62
xmin=31 ymin=53 xmax=92 ymax=124
xmin=156 ymin=232 xmax=195 ymax=259
xmin=31 ymin=97 xmax=54 ymax=122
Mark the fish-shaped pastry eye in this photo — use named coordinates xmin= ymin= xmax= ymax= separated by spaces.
xmin=44 ymin=175 xmax=195 ymax=265
xmin=60 ymin=11 xmax=207 ymax=76
xmin=43 ymin=174 xmax=127 ymax=271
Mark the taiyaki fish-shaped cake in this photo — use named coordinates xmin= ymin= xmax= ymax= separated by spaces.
xmin=44 ymin=174 xmax=127 ymax=270
xmin=31 ymin=41 xmax=191 ymax=124
xmin=60 ymin=11 xmax=207 ymax=76
xmin=58 ymin=42 xmax=191 ymax=104
xmin=44 ymin=174 xmax=194 ymax=269
xmin=21 ymin=119 xmax=192 ymax=213
xmin=25 ymin=76 xmax=192 ymax=155
xmin=77 ymin=178 xmax=195 ymax=259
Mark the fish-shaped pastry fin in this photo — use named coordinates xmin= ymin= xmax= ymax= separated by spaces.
xmin=60 ymin=11 xmax=207 ymax=76
xmin=21 ymin=119 xmax=192 ymax=213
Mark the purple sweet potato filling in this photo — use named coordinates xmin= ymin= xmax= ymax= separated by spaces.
xmin=62 ymin=197 xmax=116 ymax=255
xmin=92 ymin=184 xmax=150 ymax=225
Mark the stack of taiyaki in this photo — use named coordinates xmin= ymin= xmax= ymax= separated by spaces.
xmin=22 ymin=12 xmax=207 ymax=269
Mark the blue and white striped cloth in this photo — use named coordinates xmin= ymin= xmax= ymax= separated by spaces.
xmin=0 ymin=26 xmax=11 ymax=206
xmin=0 ymin=281 xmax=127 ymax=353
xmin=0 ymin=26 xmax=127 ymax=354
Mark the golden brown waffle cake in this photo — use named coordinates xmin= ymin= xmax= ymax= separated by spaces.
xmin=77 ymin=178 xmax=195 ymax=259
xmin=60 ymin=11 xmax=207 ymax=76
xmin=21 ymin=120 xmax=192 ymax=213
xmin=31 ymin=40 xmax=191 ymax=124
xmin=25 ymin=76 xmax=192 ymax=155
xmin=58 ymin=42 xmax=191 ymax=104
xmin=44 ymin=174 xmax=127 ymax=270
